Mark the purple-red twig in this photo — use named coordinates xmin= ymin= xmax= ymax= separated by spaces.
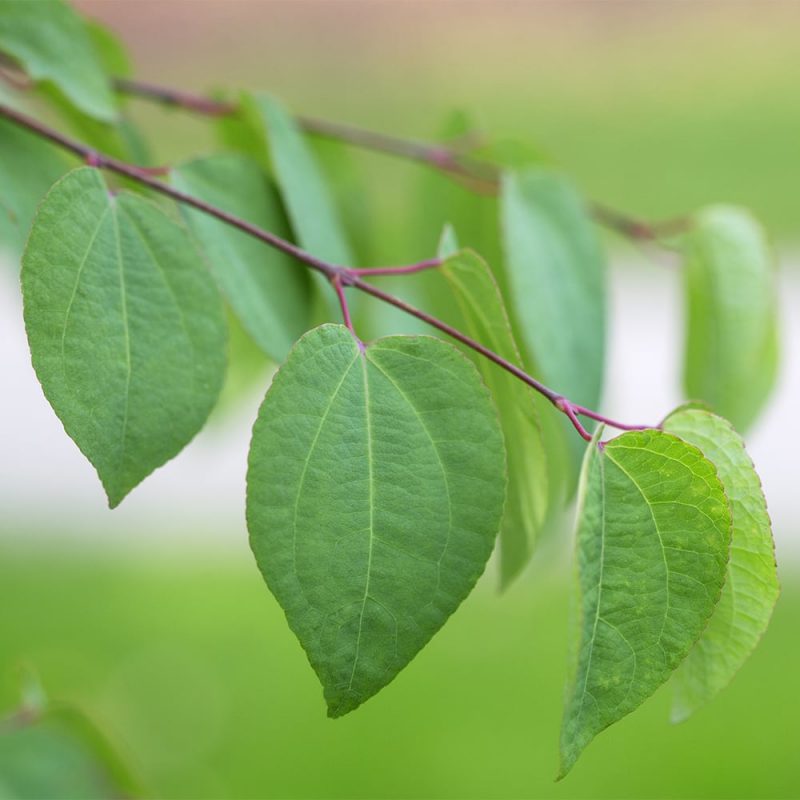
xmin=111 ymin=77 xmax=689 ymax=241
xmin=347 ymin=258 xmax=442 ymax=278
xmin=0 ymin=101 xmax=651 ymax=442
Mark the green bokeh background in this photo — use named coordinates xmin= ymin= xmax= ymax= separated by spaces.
xmin=1 ymin=546 xmax=797 ymax=799
xmin=2 ymin=2 xmax=799 ymax=798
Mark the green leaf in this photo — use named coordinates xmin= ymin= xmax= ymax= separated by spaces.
xmin=500 ymin=169 xmax=606 ymax=412
xmin=237 ymin=92 xmax=354 ymax=314
xmin=0 ymin=118 xmax=72 ymax=260
xmin=84 ymin=18 xmax=132 ymax=78
xmin=311 ymin=135 xmax=377 ymax=266
xmin=171 ymin=154 xmax=311 ymax=362
xmin=237 ymin=92 xmax=356 ymax=314
xmin=22 ymin=167 xmax=226 ymax=507
xmin=682 ymin=206 xmax=779 ymax=431
xmin=247 ymin=324 xmax=506 ymax=717
xmin=439 ymin=246 xmax=553 ymax=586
xmin=0 ymin=689 xmax=140 ymax=799
xmin=559 ymin=428 xmax=731 ymax=777
xmin=0 ymin=0 xmax=116 ymax=121
xmin=663 ymin=406 xmax=779 ymax=722
xmin=43 ymin=22 xmax=150 ymax=166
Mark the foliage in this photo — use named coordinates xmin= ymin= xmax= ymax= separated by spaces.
xmin=0 ymin=671 xmax=139 ymax=798
xmin=0 ymin=0 xmax=782 ymax=785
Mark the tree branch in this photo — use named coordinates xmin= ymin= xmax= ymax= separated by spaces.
xmin=0 ymin=101 xmax=650 ymax=442
xmin=112 ymin=76 xmax=689 ymax=241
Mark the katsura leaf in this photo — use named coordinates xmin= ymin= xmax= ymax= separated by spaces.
xmin=84 ymin=18 xmax=132 ymax=78
xmin=238 ymin=92 xmax=355 ymax=314
xmin=247 ymin=324 xmax=506 ymax=717
xmin=500 ymin=169 xmax=606 ymax=412
xmin=171 ymin=154 xmax=311 ymax=362
xmin=0 ymin=0 xmax=116 ymax=121
xmin=559 ymin=428 xmax=731 ymax=777
xmin=663 ymin=406 xmax=779 ymax=721
xmin=682 ymin=206 xmax=779 ymax=431
xmin=22 ymin=167 xmax=226 ymax=507
xmin=439 ymin=245 xmax=553 ymax=586
xmin=0 ymin=117 xmax=72 ymax=260
xmin=46 ymin=20 xmax=150 ymax=165
xmin=0 ymin=680 xmax=140 ymax=798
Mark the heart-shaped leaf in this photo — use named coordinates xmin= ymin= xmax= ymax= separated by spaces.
xmin=560 ymin=428 xmax=731 ymax=777
xmin=22 ymin=167 xmax=227 ymax=506
xmin=247 ymin=324 xmax=506 ymax=716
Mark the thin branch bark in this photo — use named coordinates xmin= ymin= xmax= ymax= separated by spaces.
xmin=112 ymin=76 xmax=689 ymax=241
xmin=0 ymin=101 xmax=650 ymax=442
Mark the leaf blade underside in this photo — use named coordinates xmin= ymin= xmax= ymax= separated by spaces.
xmin=439 ymin=247 xmax=556 ymax=587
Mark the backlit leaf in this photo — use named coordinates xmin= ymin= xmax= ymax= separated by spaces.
xmin=438 ymin=245 xmax=558 ymax=587
xmin=682 ymin=206 xmax=779 ymax=430
xmin=247 ymin=324 xmax=506 ymax=716
xmin=560 ymin=428 xmax=731 ymax=777
xmin=171 ymin=154 xmax=311 ymax=362
xmin=663 ymin=406 xmax=779 ymax=721
xmin=22 ymin=167 xmax=226 ymax=507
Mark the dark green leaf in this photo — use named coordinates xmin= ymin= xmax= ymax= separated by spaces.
xmin=682 ymin=206 xmax=779 ymax=430
xmin=663 ymin=406 xmax=779 ymax=721
xmin=560 ymin=428 xmax=731 ymax=777
xmin=22 ymin=167 xmax=226 ymax=507
xmin=247 ymin=324 xmax=506 ymax=716
xmin=171 ymin=154 xmax=311 ymax=362
xmin=0 ymin=0 xmax=116 ymax=121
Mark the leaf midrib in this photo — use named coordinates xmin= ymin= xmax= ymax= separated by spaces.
xmin=291 ymin=349 xmax=360 ymax=600
xmin=346 ymin=354 xmax=375 ymax=691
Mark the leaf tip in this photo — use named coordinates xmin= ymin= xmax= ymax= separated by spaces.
xmin=325 ymin=694 xmax=361 ymax=720
xmin=103 ymin=481 xmax=129 ymax=510
xmin=555 ymin=750 xmax=577 ymax=782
